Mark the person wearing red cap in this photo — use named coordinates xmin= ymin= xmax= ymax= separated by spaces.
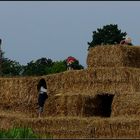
xmin=66 ymin=56 xmax=76 ymax=70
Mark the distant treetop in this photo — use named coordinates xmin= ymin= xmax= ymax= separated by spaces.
xmin=88 ymin=24 xmax=127 ymax=48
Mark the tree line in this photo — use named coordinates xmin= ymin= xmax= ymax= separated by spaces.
xmin=0 ymin=55 xmax=84 ymax=77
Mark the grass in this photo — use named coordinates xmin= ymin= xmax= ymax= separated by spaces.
xmin=0 ymin=127 xmax=53 ymax=139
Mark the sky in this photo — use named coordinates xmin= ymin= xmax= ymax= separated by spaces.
xmin=0 ymin=1 xmax=140 ymax=68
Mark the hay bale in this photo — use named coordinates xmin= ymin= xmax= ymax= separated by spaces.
xmin=0 ymin=76 xmax=39 ymax=116
xmin=46 ymin=67 xmax=140 ymax=95
xmin=44 ymin=93 xmax=114 ymax=117
xmin=0 ymin=66 xmax=140 ymax=117
xmin=0 ymin=65 xmax=140 ymax=117
xmin=2 ymin=113 xmax=140 ymax=138
xmin=44 ymin=94 xmax=83 ymax=117
xmin=87 ymin=45 xmax=140 ymax=68
xmin=112 ymin=92 xmax=140 ymax=117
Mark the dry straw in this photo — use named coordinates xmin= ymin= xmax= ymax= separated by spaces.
xmin=1 ymin=111 xmax=140 ymax=138
xmin=0 ymin=66 xmax=140 ymax=117
xmin=87 ymin=45 xmax=140 ymax=68
xmin=0 ymin=45 xmax=140 ymax=138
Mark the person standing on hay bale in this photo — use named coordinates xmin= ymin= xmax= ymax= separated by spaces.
xmin=120 ymin=37 xmax=132 ymax=45
xmin=37 ymin=78 xmax=48 ymax=118
xmin=66 ymin=56 xmax=76 ymax=70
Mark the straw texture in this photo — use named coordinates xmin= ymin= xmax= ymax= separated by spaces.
xmin=87 ymin=45 xmax=140 ymax=68
xmin=0 ymin=45 xmax=140 ymax=138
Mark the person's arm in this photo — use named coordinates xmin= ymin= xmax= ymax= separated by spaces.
xmin=40 ymin=86 xmax=47 ymax=92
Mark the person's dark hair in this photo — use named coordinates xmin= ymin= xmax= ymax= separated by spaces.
xmin=37 ymin=78 xmax=47 ymax=91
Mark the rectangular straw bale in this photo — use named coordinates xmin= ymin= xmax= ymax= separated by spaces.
xmin=0 ymin=66 xmax=140 ymax=116
xmin=87 ymin=45 xmax=124 ymax=68
xmin=0 ymin=76 xmax=39 ymax=116
xmin=88 ymin=118 xmax=140 ymax=138
xmin=44 ymin=93 xmax=116 ymax=117
xmin=112 ymin=92 xmax=140 ymax=117
xmin=44 ymin=94 xmax=84 ymax=117
xmin=2 ymin=113 xmax=140 ymax=138
xmin=87 ymin=45 xmax=140 ymax=68
xmin=45 ymin=67 xmax=140 ymax=95
xmin=2 ymin=109 xmax=140 ymax=139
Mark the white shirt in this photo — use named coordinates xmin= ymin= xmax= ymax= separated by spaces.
xmin=39 ymin=86 xmax=47 ymax=94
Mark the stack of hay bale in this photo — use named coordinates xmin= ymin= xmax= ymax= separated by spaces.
xmin=1 ymin=45 xmax=140 ymax=117
xmin=1 ymin=45 xmax=140 ymax=138
xmin=44 ymin=45 xmax=140 ymax=117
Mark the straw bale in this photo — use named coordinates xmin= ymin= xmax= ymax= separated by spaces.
xmin=87 ymin=45 xmax=140 ymax=68
xmin=0 ymin=77 xmax=40 ymax=116
xmin=0 ymin=66 xmax=140 ymax=117
xmin=1 ymin=44 xmax=140 ymax=138
xmin=88 ymin=117 xmax=140 ymax=138
xmin=44 ymin=93 xmax=114 ymax=117
xmin=46 ymin=67 xmax=140 ymax=95
xmin=112 ymin=92 xmax=140 ymax=117
xmin=44 ymin=94 xmax=84 ymax=117
xmin=1 ymin=112 xmax=140 ymax=138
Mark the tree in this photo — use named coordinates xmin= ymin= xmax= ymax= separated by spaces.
xmin=22 ymin=58 xmax=67 ymax=76
xmin=22 ymin=58 xmax=53 ymax=76
xmin=36 ymin=57 xmax=53 ymax=67
xmin=2 ymin=58 xmax=22 ymax=76
xmin=1 ymin=54 xmax=84 ymax=76
xmin=88 ymin=24 xmax=127 ymax=48
xmin=0 ymin=50 xmax=23 ymax=77
xmin=48 ymin=61 xmax=67 ymax=74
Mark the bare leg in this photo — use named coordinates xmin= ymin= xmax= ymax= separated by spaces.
xmin=38 ymin=107 xmax=43 ymax=118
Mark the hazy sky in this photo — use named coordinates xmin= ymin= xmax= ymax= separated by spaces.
xmin=0 ymin=1 xmax=140 ymax=67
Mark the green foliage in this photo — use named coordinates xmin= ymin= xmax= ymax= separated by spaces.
xmin=22 ymin=57 xmax=84 ymax=76
xmin=48 ymin=60 xmax=67 ymax=74
xmin=2 ymin=58 xmax=22 ymax=76
xmin=22 ymin=58 xmax=67 ymax=76
xmin=70 ymin=60 xmax=84 ymax=70
xmin=0 ymin=127 xmax=38 ymax=138
xmin=0 ymin=127 xmax=53 ymax=139
xmin=88 ymin=24 xmax=127 ymax=48
xmin=22 ymin=59 xmax=67 ymax=76
xmin=22 ymin=61 xmax=46 ymax=76
xmin=36 ymin=57 xmax=53 ymax=67
xmin=0 ymin=50 xmax=84 ymax=76
xmin=22 ymin=58 xmax=54 ymax=76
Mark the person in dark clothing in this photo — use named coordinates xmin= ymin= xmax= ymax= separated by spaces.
xmin=37 ymin=79 xmax=48 ymax=118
